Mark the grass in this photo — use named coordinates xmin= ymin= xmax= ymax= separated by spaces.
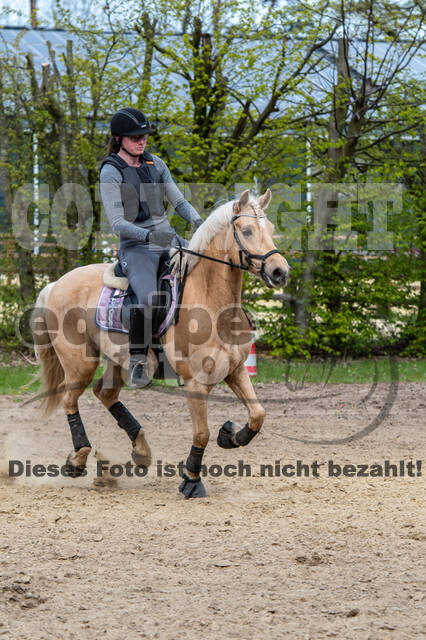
xmin=0 ymin=359 xmax=106 ymax=396
xmin=0 ymin=363 xmax=40 ymax=395
xmin=0 ymin=356 xmax=424 ymax=395
xmin=256 ymin=356 xmax=426 ymax=384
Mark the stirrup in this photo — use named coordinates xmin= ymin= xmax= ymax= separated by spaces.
xmin=129 ymin=354 xmax=152 ymax=389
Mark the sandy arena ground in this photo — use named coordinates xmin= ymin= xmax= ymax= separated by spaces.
xmin=0 ymin=378 xmax=425 ymax=639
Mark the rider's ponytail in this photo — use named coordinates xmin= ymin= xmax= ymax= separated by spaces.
xmin=106 ymin=135 xmax=121 ymax=155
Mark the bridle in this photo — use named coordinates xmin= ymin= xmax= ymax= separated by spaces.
xmin=231 ymin=210 xmax=281 ymax=278
xmin=175 ymin=202 xmax=281 ymax=278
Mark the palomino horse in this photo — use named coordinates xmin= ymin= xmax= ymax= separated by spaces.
xmin=31 ymin=189 xmax=289 ymax=497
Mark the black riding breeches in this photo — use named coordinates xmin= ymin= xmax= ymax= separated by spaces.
xmin=118 ymin=242 xmax=169 ymax=351
xmin=118 ymin=242 xmax=168 ymax=308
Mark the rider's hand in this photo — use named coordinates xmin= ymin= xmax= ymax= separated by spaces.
xmin=193 ymin=218 xmax=203 ymax=232
xmin=147 ymin=230 xmax=176 ymax=247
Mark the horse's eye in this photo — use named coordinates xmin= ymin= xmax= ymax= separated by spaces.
xmin=242 ymin=227 xmax=253 ymax=238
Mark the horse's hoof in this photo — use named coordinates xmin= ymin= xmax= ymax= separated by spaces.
xmin=65 ymin=446 xmax=91 ymax=478
xmin=131 ymin=451 xmax=151 ymax=468
xmin=65 ymin=458 xmax=87 ymax=478
xmin=131 ymin=432 xmax=152 ymax=468
xmin=178 ymin=473 xmax=207 ymax=499
xmin=217 ymin=421 xmax=240 ymax=449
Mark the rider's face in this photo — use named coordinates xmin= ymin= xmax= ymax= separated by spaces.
xmin=122 ymin=134 xmax=148 ymax=154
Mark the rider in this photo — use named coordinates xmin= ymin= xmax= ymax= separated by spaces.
xmin=100 ymin=107 xmax=203 ymax=387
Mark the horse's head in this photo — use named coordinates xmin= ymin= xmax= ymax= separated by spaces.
xmin=227 ymin=189 xmax=289 ymax=288
xmin=173 ymin=189 xmax=290 ymax=287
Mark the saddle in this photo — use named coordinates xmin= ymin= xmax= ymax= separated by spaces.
xmin=96 ymin=253 xmax=178 ymax=338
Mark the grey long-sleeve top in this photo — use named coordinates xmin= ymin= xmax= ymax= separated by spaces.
xmin=99 ymin=154 xmax=202 ymax=242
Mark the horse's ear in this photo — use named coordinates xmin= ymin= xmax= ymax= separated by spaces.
xmin=259 ymin=188 xmax=272 ymax=211
xmin=235 ymin=189 xmax=251 ymax=213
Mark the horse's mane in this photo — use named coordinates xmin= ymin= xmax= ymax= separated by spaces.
xmin=170 ymin=195 xmax=267 ymax=277
xmin=188 ymin=199 xmax=237 ymax=270
xmin=170 ymin=199 xmax=236 ymax=276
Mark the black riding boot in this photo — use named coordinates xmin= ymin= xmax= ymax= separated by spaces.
xmin=129 ymin=307 xmax=152 ymax=388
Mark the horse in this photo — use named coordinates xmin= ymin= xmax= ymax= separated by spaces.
xmin=30 ymin=188 xmax=289 ymax=497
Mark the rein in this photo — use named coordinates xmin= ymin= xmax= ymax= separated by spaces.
xmin=175 ymin=204 xmax=281 ymax=275
xmin=175 ymin=246 xmax=249 ymax=271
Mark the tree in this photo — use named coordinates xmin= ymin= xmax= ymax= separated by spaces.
xmin=128 ymin=0 xmax=337 ymax=184
xmin=0 ymin=54 xmax=37 ymax=305
xmin=279 ymin=0 xmax=425 ymax=350
xmin=0 ymin=14 xmax=127 ymax=281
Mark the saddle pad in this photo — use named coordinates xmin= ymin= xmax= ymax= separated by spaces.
xmin=95 ymin=287 xmax=128 ymax=334
xmin=94 ymin=274 xmax=178 ymax=338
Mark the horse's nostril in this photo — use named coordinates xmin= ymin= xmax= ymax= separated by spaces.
xmin=272 ymin=267 xmax=287 ymax=284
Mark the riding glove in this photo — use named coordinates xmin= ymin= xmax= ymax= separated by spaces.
xmin=147 ymin=229 xmax=176 ymax=247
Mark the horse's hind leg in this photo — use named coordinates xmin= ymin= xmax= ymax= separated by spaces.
xmin=59 ymin=354 xmax=99 ymax=477
xmin=92 ymin=359 xmax=152 ymax=468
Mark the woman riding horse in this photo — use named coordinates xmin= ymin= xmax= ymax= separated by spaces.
xmin=32 ymin=172 xmax=289 ymax=497
xmin=99 ymin=107 xmax=203 ymax=387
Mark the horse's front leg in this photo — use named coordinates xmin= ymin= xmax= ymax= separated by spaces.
xmin=179 ymin=378 xmax=211 ymax=499
xmin=218 ymin=364 xmax=266 ymax=449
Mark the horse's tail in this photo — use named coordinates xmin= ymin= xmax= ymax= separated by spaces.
xmin=31 ymin=282 xmax=64 ymax=416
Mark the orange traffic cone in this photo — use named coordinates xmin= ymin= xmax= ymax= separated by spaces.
xmin=245 ymin=330 xmax=257 ymax=377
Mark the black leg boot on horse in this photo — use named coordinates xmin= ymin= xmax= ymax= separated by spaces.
xmin=128 ymin=307 xmax=152 ymax=388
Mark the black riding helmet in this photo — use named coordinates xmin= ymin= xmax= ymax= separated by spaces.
xmin=110 ymin=108 xmax=155 ymax=136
